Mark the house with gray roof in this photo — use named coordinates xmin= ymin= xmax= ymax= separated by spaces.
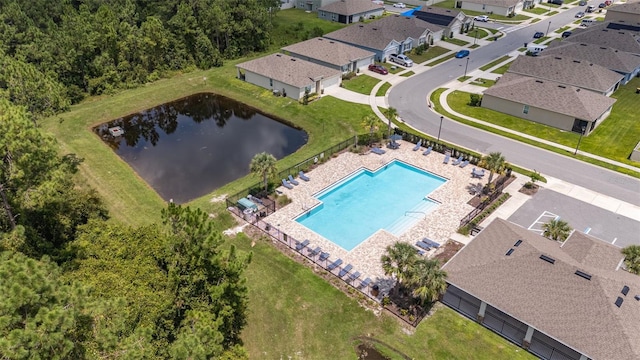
xmin=442 ymin=218 xmax=640 ymax=360
xmin=236 ymin=53 xmax=342 ymax=101
xmin=294 ymin=0 xmax=338 ymax=11
xmin=566 ymin=22 xmax=640 ymax=55
xmin=605 ymin=0 xmax=640 ymax=25
xmin=454 ymin=0 xmax=534 ymax=17
xmin=324 ymin=15 xmax=434 ymax=62
xmin=482 ymin=73 xmax=616 ymax=134
xmin=544 ymin=41 xmax=640 ymax=84
xmin=282 ymin=37 xmax=375 ymax=73
xmin=413 ymin=7 xmax=473 ymax=38
xmin=506 ymin=54 xmax=624 ymax=96
xmin=318 ymin=0 xmax=384 ymax=24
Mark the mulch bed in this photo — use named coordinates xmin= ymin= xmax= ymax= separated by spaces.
xmin=433 ymin=240 xmax=465 ymax=264
xmin=518 ymin=184 xmax=539 ymax=195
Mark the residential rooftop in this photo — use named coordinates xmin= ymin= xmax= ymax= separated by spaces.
xmin=282 ymin=37 xmax=375 ymax=67
xmin=443 ymin=218 xmax=640 ymax=360
xmin=318 ymin=0 xmax=383 ymax=16
xmin=567 ymin=22 xmax=640 ymax=55
xmin=324 ymin=15 xmax=435 ymax=51
xmin=483 ymin=73 xmax=616 ymax=120
xmin=413 ymin=7 xmax=462 ymax=27
xmin=544 ymin=41 xmax=640 ymax=74
xmin=507 ymin=54 xmax=624 ymax=93
xmin=236 ymin=53 xmax=341 ymax=87
xmin=607 ymin=0 xmax=640 ymax=15
xmin=459 ymin=0 xmax=520 ymax=7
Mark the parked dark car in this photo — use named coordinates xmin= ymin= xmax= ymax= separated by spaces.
xmin=598 ymin=2 xmax=606 ymax=7
xmin=578 ymin=0 xmax=587 ymax=5
xmin=368 ymin=64 xmax=388 ymax=75
xmin=562 ymin=31 xmax=572 ymax=38
xmin=547 ymin=0 xmax=563 ymax=5
xmin=455 ymin=49 xmax=470 ymax=58
xmin=533 ymin=31 xmax=544 ymax=39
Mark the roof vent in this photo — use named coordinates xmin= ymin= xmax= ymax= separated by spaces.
xmin=573 ymin=60 xmax=580 ymax=63
xmin=554 ymin=57 xmax=562 ymax=60
xmin=276 ymin=54 xmax=282 ymax=57
xmin=576 ymin=88 xmax=581 ymax=92
xmin=540 ymin=255 xmax=555 ymax=264
xmin=575 ymin=270 xmax=592 ymax=280
xmin=600 ymin=47 xmax=606 ymax=50
xmin=580 ymin=43 xmax=587 ymax=46
xmin=506 ymin=248 xmax=514 ymax=256
xmin=558 ymin=85 xmax=566 ymax=89
xmin=359 ymin=25 xmax=364 ymax=28
xmin=514 ymin=239 xmax=522 ymax=247
xmin=535 ymin=80 xmax=543 ymax=83
xmin=291 ymin=58 xmax=296 ymax=62
xmin=622 ymin=286 xmax=630 ymax=296
xmin=615 ymin=297 xmax=624 ymax=308
xmin=372 ymin=27 xmax=377 ymax=31
xmin=635 ymin=295 xmax=640 ymax=301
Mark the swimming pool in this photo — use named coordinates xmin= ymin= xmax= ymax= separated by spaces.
xmin=296 ymin=160 xmax=446 ymax=251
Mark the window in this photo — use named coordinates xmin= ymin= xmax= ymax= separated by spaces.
xmin=482 ymin=4 xmax=486 ymax=9
xmin=523 ymin=105 xmax=529 ymax=114
xmin=269 ymin=78 xmax=273 ymax=87
xmin=320 ymin=11 xmax=325 ymax=17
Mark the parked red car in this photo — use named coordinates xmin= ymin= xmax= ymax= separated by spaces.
xmin=368 ymin=64 xmax=389 ymax=75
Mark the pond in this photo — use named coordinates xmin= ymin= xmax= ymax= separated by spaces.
xmin=95 ymin=93 xmax=307 ymax=203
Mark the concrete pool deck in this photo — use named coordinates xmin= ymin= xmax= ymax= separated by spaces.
xmin=265 ymin=141 xmax=481 ymax=281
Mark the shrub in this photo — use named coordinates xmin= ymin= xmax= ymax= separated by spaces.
xmin=469 ymin=93 xmax=482 ymax=106
xmin=276 ymin=194 xmax=292 ymax=207
xmin=342 ymin=71 xmax=356 ymax=80
xmin=382 ymin=296 xmax=391 ymax=306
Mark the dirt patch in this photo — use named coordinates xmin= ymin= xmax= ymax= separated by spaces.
xmin=210 ymin=194 xmax=227 ymax=203
xmin=518 ymin=184 xmax=539 ymax=195
xmin=354 ymin=336 xmax=412 ymax=360
xmin=433 ymin=240 xmax=464 ymax=264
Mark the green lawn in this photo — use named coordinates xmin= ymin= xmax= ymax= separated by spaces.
xmin=400 ymin=71 xmax=415 ymax=77
xmin=533 ymin=36 xmax=550 ymax=44
xmin=236 ymin=235 xmax=534 ymax=359
xmin=269 ymin=9 xmax=347 ymax=50
xmin=446 ymin=80 xmax=640 ymax=169
xmin=524 ymin=7 xmax=552 ymax=14
xmin=341 ymin=74 xmax=381 ymax=95
xmin=490 ymin=13 xmax=531 ymax=21
xmin=492 ymin=63 xmax=511 ymax=74
xmin=470 ymin=78 xmax=496 ymax=87
xmin=408 ymin=46 xmax=450 ymax=64
xmin=469 ymin=28 xmax=489 ymax=39
xmin=555 ymin=26 xmax=570 ymax=33
xmin=443 ymin=37 xmax=469 ymax=46
xmin=376 ymin=82 xmax=392 ymax=97
xmin=431 ymin=89 xmax=640 ymax=177
xmin=458 ymin=76 xmax=472 ymax=82
xmin=425 ymin=53 xmax=456 ymax=66
xmin=479 ymin=55 xmax=511 ymax=71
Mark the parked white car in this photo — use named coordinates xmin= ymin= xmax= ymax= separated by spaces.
xmin=474 ymin=15 xmax=489 ymax=22
xmin=393 ymin=2 xmax=406 ymax=8
xmin=389 ymin=53 xmax=413 ymax=67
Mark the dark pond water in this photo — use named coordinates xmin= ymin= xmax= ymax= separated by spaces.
xmin=95 ymin=93 xmax=307 ymax=203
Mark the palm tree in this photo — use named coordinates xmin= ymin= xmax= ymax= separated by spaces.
xmin=383 ymin=107 xmax=398 ymax=140
xmin=406 ymin=259 xmax=448 ymax=306
xmin=480 ymin=151 xmax=506 ymax=186
xmin=361 ymin=115 xmax=379 ymax=146
xmin=381 ymin=242 xmax=418 ymax=295
xmin=542 ymin=218 xmax=572 ymax=242
xmin=621 ymin=245 xmax=640 ymax=275
xmin=249 ymin=152 xmax=278 ymax=194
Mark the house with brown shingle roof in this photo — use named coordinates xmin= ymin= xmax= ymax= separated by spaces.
xmin=481 ymin=73 xmax=616 ymax=134
xmin=282 ymin=37 xmax=375 ymax=73
xmin=506 ymin=54 xmax=624 ymax=96
xmin=455 ymin=0 xmax=532 ymax=17
xmin=324 ymin=15 xmax=434 ymax=62
xmin=544 ymin=41 xmax=640 ymax=84
xmin=236 ymin=53 xmax=342 ymax=101
xmin=442 ymin=218 xmax=640 ymax=360
xmin=295 ymin=0 xmax=340 ymax=12
xmin=318 ymin=0 xmax=384 ymax=24
xmin=605 ymin=0 xmax=640 ymax=25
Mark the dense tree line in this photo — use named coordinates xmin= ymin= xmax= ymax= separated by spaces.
xmin=1 ymin=99 xmax=252 ymax=358
xmin=0 ymin=0 xmax=280 ymax=117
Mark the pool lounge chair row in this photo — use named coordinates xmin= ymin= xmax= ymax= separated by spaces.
xmin=281 ymin=172 xmax=311 ymax=189
xmin=415 ymin=238 xmax=441 ymax=251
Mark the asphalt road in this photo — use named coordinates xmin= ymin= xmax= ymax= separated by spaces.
xmin=388 ymin=5 xmax=640 ymax=206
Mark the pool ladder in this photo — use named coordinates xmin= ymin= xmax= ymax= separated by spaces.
xmin=405 ymin=210 xmax=427 ymax=219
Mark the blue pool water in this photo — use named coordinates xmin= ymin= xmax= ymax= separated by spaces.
xmin=296 ymin=160 xmax=446 ymax=251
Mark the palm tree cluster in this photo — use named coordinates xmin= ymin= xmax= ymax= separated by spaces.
xmin=480 ymin=151 xmax=507 ymax=186
xmin=542 ymin=218 xmax=572 ymax=242
xmin=250 ymin=152 xmax=278 ymax=194
xmin=381 ymin=242 xmax=448 ymax=307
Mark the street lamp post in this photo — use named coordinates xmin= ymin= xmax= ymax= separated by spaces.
xmin=546 ymin=21 xmax=551 ymax=37
xmin=437 ymin=116 xmax=443 ymax=142
xmin=574 ymin=126 xmax=586 ymax=155
xmin=464 ymin=57 xmax=470 ymax=78
xmin=474 ymin=23 xmax=478 ymax=45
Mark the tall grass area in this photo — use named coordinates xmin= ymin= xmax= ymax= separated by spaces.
xmin=269 ymin=9 xmax=347 ymax=49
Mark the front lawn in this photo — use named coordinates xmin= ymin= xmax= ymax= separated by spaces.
xmin=341 ymin=74 xmax=382 ymax=95
xmin=470 ymin=78 xmax=496 ymax=87
xmin=446 ymin=80 xmax=640 ymax=168
xmin=469 ymin=28 xmax=489 ymax=39
xmin=376 ymin=82 xmax=392 ymax=97
xmin=479 ymin=55 xmax=512 ymax=71
xmin=444 ymin=37 xmax=469 ymax=46
xmin=408 ymin=46 xmax=451 ymax=64
xmin=400 ymin=71 xmax=415 ymax=77
xmin=524 ymin=7 xmax=552 ymax=14
xmin=491 ymin=63 xmax=511 ymax=74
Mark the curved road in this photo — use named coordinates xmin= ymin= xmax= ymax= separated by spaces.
xmin=389 ymin=6 xmax=640 ymax=206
